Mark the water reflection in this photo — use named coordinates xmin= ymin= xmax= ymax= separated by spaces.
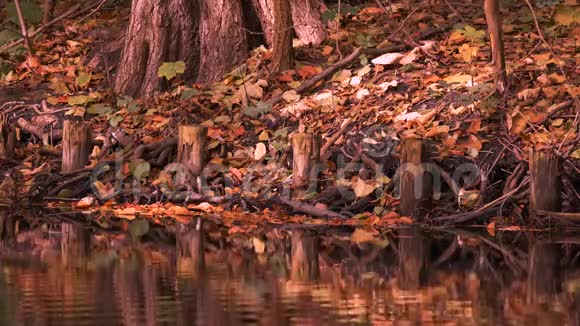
xmin=0 ymin=210 xmax=579 ymax=325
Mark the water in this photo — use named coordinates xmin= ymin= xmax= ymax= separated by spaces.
xmin=1 ymin=210 xmax=579 ymax=325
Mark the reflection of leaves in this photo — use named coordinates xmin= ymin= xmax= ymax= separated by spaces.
xmin=158 ymin=61 xmax=186 ymax=80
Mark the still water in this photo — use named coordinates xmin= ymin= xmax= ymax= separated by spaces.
xmin=1 ymin=210 xmax=579 ymax=325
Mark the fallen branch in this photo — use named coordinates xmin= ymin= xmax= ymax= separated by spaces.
xmin=272 ymin=196 xmax=348 ymax=219
xmin=267 ymin=21 xmax=458 ymax=106
xmin=320 ymin=118 xmax=351 ymax=161
xmin=535 ymin=210 xmax=580 ymax=223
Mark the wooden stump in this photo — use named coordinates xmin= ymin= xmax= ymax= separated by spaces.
xmin=529 ymin=150 xmax=562 ymax=220
xmin=178 ymin=125 xmax=207 ymax=179
xmin=0 ymin=121 xmax=16 ymax=159
xmin=291 ymin=133 xmax=320 ymax=192
xmin=62 ymin=119 xmax=90 ymax=173
xmin=399 ymin=139 xmax=432 ymax=217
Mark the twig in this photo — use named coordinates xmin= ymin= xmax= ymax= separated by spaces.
xmin=320 ymin=118 xmax=351 ymax=160
xmin=13 ymin=0 xmax=33 ymax=55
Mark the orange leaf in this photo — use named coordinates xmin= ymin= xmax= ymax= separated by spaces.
xmin=297 ymin=65 xmax=321 ymax=79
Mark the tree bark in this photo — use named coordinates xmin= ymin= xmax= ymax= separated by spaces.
xmin=399 ymin=139 xmax=432 ymax=218
xmin=42 ymin=0 xmax=55 ymax=25
xmin=271 ymin=0 xmax=294 ymax=72
xmin=529 ymin=150 xmax=562 ymax=220
xmin=197 ymin=0 xmax=248 ymax=84
xmin=114 ymin=0 xmax=199 ymax=97
xmin=484 ymin=0 xmax=507 ymax=94
xmin=291 ymin=0 xmax=326 ymax=45
xmin=253 ymin=0 xmax=326 ymax=47
xmin=62 ymin=119 xmax=90 ymax=173
xmin=252 ymin=0 xmax=276 ymax=46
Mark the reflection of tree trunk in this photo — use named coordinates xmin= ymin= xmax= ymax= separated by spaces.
xmin=291 ymin=230 xmax=319 ymax=282
xmin=527 ymin=242 xmax=559 ymax=304
xmin=60 ymin=223 xmax=90 ymax=269
xmin=398 ymin=227 xmax=430 ymax=290
xmin=176 ymin=218 xmax=205 ymax=278
xmin=114 ymin=251 xmax=146 ymax=326
xmin=0 ymin=210 xmax=15 ymax=247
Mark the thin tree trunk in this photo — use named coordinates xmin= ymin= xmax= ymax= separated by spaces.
xmin=291 ymin=0 xmax=326 ymax=45
xmin=114 ymin=0 xmax=199 ymax=97
xmin=271 ymin=0 xmax=294 ymax=72
xmin=197 ymin=0 xmax=248 ymax=84
xmin=42 ymin=0 xmax=56 ymax=25
xmin=484 ymin=0 xmax=507 ymax=94
xmin=13 ymin=0 xmax=33 ymax=56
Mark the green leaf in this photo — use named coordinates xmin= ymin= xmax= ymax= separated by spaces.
xmin=76 ymin=72 xmax=92 ymax=88
xmin=67 ymin=95 xmax=91 ymax=106
xmin=242 ymin=101 xmax=271 ymax=118
xmin=116 ymin=96 xmax=133 ymax=107
xmin=87 ymin=104 xmax=112 ymax=116
xmin=158 ymin=61 xmax=186 ymax=80
xmin=459 ymin=25 xmax=485 ymax=43
xmin=130 ymin=159 xmax=150 ymax=178
xmin=109 ymin=115 xmax=123 ymax=127
xmin=181 ymin=87 xmax=200 ymax=100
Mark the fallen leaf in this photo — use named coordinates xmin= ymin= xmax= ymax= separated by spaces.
xmin=254 ymin=143 xmax=267 ymax=160
xmin=371 ymin=52 xmax=404 ymax=65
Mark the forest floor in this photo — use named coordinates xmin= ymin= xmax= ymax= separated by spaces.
xmin=0 ymin=0 xmax=578 ymax=231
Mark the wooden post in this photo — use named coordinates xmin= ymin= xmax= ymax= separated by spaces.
xmin=399 ymin=139 xmax=432 ymax=217
xmin=62 ymin=119 xmax=90 ymax=173
xmin=178 ymin=125 xmax=207 ymax=178
xmin=291 ymin=133 xmax=320 ymax=192
xmin=529 ymin=150 xmax=562 ymax=220
xmin=0 ymin=121 xmax=16 ymax=159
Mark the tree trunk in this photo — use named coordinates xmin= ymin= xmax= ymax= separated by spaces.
xmin=197 ymin=0 xmax=248 ymax=84
xmin=291 ymin=0 xmax=326 ymax=45
xmin=271 ymin=0 xmax=294 ymax=72
xmin=252 ymin=0 xmax=275 ymax=46
xmin=114 ymin=0 xmax=199 ymax=97
xmin=253 ymin=0 xmax=327 ymax=47
xmin=484 ymin=0 xmax=507 ymax=94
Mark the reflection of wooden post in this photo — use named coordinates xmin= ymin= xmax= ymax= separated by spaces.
xmin=290 ymin=229 xmax=319 ymax=282
xmin=178 ymin=125 xmax=207 ymax=178
xmin=61 ymin=223 xmax=90 ymax=268
xmin=62 ymin=119 xmax=90 ymax=173
xmin=527 ymin=242 xmax=558 ymax=304
xmin=0 ymin=120 xmax=16 ymax=159
xmin=399 ymin=139 xmax=431 ymax=217
xmin=398 ymin=226 xmax=429 ymax=290
xmin=176 ymin=217 xmax=205 ymax=276
xmin=529 ymin=150 xmax=561 ymax=220
xmin=291 ymin=133 xmax=320 ymax=192
xmin=0 ymin=210 xmax=15 ymax=247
